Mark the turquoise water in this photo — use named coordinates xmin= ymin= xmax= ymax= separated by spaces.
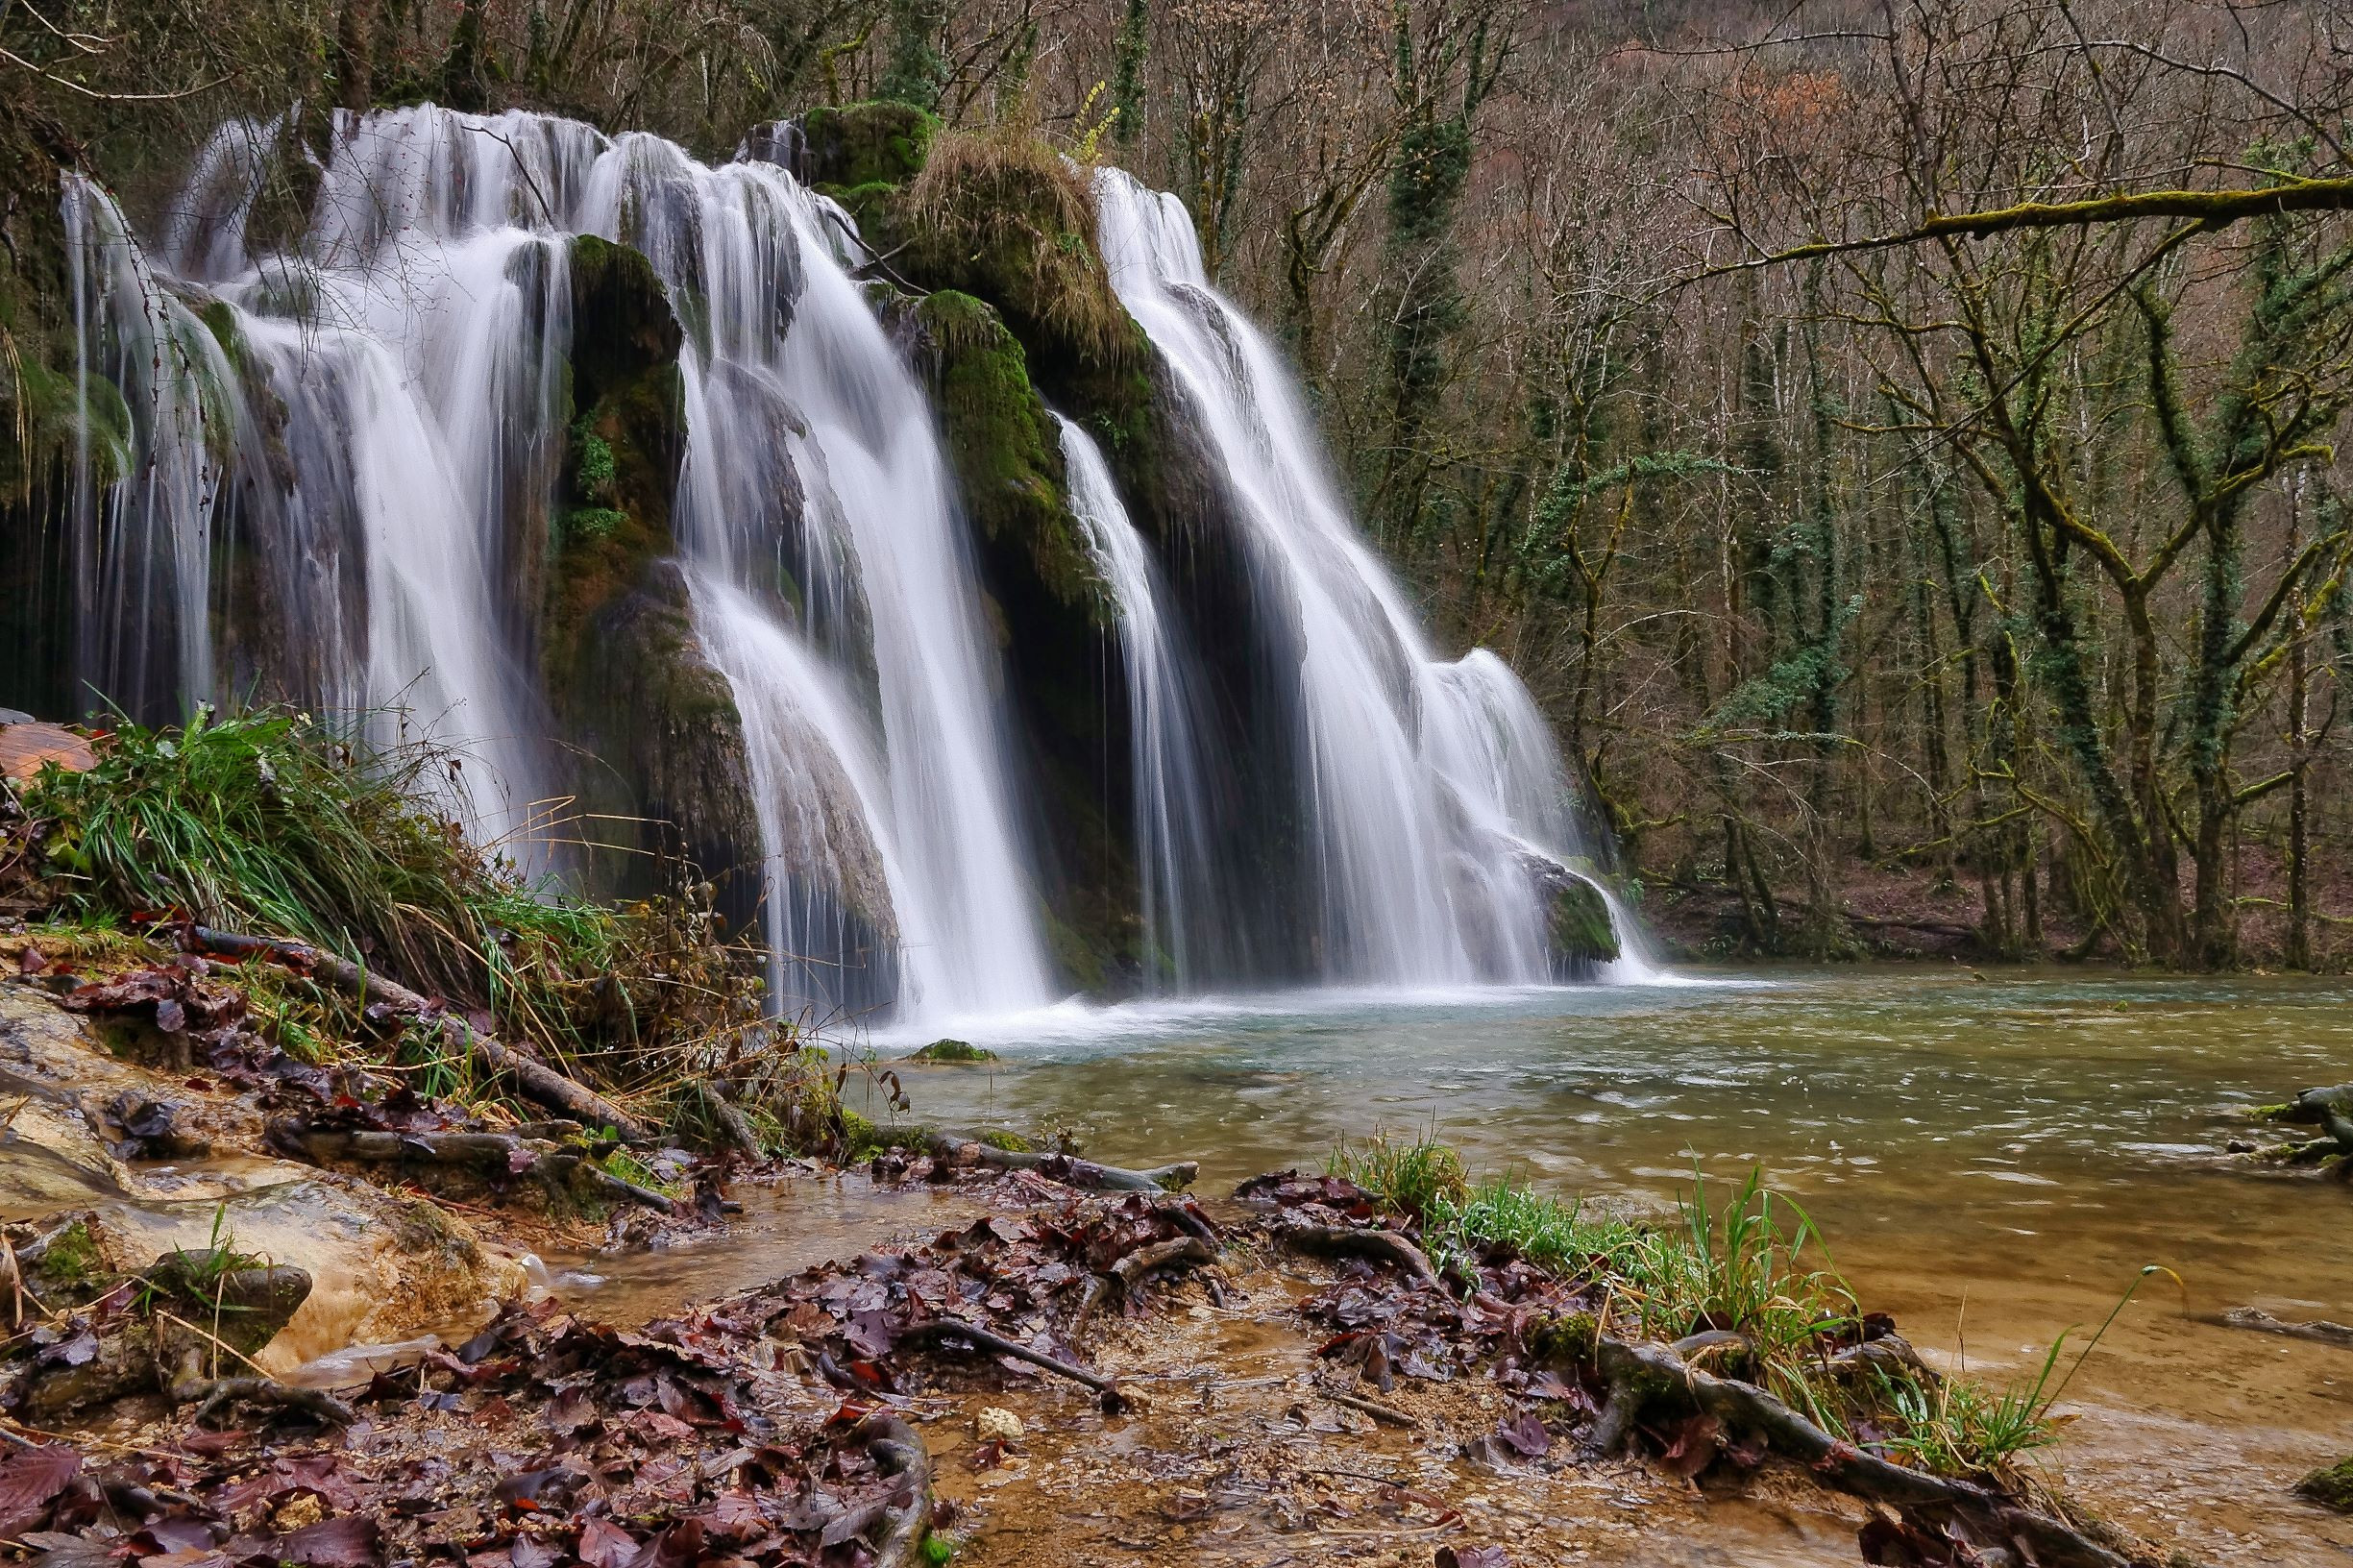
xmin=879 ymin=968 xmax=2353 ymax=1562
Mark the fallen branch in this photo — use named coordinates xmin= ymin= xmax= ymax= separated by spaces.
xmin=1326 ymin=1388 xmax=1418 ymax=1429
xmin=924 ymin=1132 xmax=1195 ymax=1193
xmin=169 ymin=1373 xmax=356 ymax=1429
xmin=1587 ymin=1335 xmax=2137 ymax=1568
xmin=2216 ymin=1307 xmax=2353 ymax=1349
xmin=1279 ymin=1224 xmax=1443 ymax=1292
xmin=191 ymin=926 xmax=650 ymax=1141
xmin=895 ymin=1317 xmax=1124 ymax=1408
xmin=271 ymin=1124 xmax=679 ymax=1211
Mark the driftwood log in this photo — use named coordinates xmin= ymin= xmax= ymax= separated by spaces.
xmin=271 ymin=1123 xmax=679 ymax=1212
xmin=2216 ymin=1306 xmax=2353 ymax=1349
xmin=2278 ymin=1083 xmax=2353 ymax=1161
xmin=191 ymin=926 xmax=650 ymax=1142
xmin=1587 ymin=1335 xmax=2144 ymax=1568
xmin=922 ymin=1132 xmax=1195 ymax=1194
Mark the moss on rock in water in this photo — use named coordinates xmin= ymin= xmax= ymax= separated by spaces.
xmin=2299 ymin=1458 xmax=2353 ymax=1512
xmin=907 ymin=1038 xmax=1000 ymax=1064
xmin=916 ymin=289 xmax=1104 ymax=621
xmin=1549 ymin=875 xmax=1621 ymax=971
xmin=800 ymin=102 xmax=941 ymax=192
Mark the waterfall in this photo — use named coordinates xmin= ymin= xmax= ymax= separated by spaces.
xmin=62 ymin=107 xmax=1055 ymax=1026
xmin=1091 ymin=168 xmax=1601 ymax=986
xmin=54 ymin=105 xmax=1635 ymax=1028
xmin=1055 ymin=414 xmax=1217 ymax=989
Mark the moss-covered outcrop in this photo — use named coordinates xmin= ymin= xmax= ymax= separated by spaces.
xmin=1 ymin=121 xmax=106 ymax=721
xmin=1547 ymin=872 xmax=1622 ymax=978
xmin=539 ymin=234 xmax=765 ymax=924
xmin=916 ymin=289 xmax=1101 ymax=620
xmin=799 ymin=101 xmax=941 ymax=196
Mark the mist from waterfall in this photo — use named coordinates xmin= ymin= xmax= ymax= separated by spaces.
xmin=1091 ymin=168 xmax=1604 ymax=986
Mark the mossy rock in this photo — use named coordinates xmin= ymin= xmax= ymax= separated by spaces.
xmin=906 ymin=1038 xmax=1000 ymax=1064
xmin=874 ymin=134 xmax=1141 ymax=390
xmin=800 ymin=102 xmax=941 ymax=192
xmin=2297 ymin=1457 xmax=2353 ymax=1512
xmin=1548 ymin=875 xmax=1621 ymax=975
xmin=916 ymin=289 xmax=1103 ymax=622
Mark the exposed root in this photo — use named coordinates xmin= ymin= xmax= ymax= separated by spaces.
xmin=850 ymin=1412 xmax=933 ymax=1568
xmin=1280 ymin=1223 xmax=1443 ymax=1291
xmin=896 ymin=1317 xmax=1125 ymax=1409
xmin=924 ymin=1132 xmax=1195 ymax=1192
xmin=191 ymin=925 xmax=651 ymax=1141
xmin=169 ymin=1374 xmax=357 ymax=1429
xmin=1072 ymin=1236 xmax=1216 ymax=1332
xmin=1588 ymin=1335 xmax=2140 ymax=1568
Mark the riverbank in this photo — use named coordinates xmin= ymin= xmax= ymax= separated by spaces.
xmin=0 ymin=962 xmax=2253 ymax=1568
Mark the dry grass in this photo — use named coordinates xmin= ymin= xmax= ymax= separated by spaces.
xmin=904 ymin=129 xmax=1138 ymax=370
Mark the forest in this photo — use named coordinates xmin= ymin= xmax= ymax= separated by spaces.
xmin=10 ymin=0 xmax=2351 ymax=972
xmin=2 ymin=5 xmax=2352 ymax=1568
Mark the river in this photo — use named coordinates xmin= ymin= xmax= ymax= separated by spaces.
xmin=834 ymin=967 xmax=2353 ymax=1564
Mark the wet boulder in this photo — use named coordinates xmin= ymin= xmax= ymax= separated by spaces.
xmin=1546 ymin=872 xmax=1622 ymax=979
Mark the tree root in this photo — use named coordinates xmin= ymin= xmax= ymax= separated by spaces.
xmin=2263 ymin=1084 xmax=2353 ymax=1162
xmin=924 ymin=1133 xmax=1195 ymax=1193
xmin=169 ymin=1373 xmax=357 ymax=1429
xmin=1279 ymin=1224 xmax=1443 ymax=1291
xmin=896 ymin=1317 xmax=1125 ymax=1409
xmin=1587 ymin=1335 xmax=2139 ymax=1568
xmin=1072 ymin=1236 xmax=1217 ymax=1332
xmin=191 ymin=926 xmax=650 ymax=1142
xmin=850 ymin=1412 xmax=933 ymax=1568
xmin=272 ymin=1124 xmax=679 ymax=1211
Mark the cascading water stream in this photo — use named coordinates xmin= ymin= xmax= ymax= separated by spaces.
xmin=63 ymin=107 xmax=1056 ymax=1025
xmin=1055 ymin=413 xmax=1218 ymax=989
xmin=1090 ymin=168 xmax=1615 ymax=986
xmin=57 ymin=105 xmax=1641 ymax=1027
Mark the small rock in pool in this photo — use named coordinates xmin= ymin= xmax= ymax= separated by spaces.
xmin=975 ymin=1405 xmax=1023 ymax=1442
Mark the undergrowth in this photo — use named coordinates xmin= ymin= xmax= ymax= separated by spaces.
xmin=3 ymin=706 xmax=852 ymax=1151
xmin=1330 ymin=1130 xmax=2140 ymax=1484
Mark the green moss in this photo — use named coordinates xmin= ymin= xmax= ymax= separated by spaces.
xmin=839 ymin=1108 xmax=888 ymax=1161
xmin=977 ymin=1129 xmax=1033 ymax=1152
xmin=2298 ymin=1457 xmax=2353 ymax=1511
xmin=565 ymin=506 xmax=627 ymax=542
xmin=35 ymin=1220 xmax=99 ymax=1288
xmin=906 ymin=1038 xmax=1000 ymax=1063
xmin=1549 ymin=875 xmax=1622 ymax=968
xmin=916 ymin=290 xmax=1102 ymax=620
xmin=574 ymin=427 xmax=618 ymax=501
xmin=800 ymin=101 xmax=942 ymax=192
xmin=1531 ymin=1311 xmax=1601 ymax=1365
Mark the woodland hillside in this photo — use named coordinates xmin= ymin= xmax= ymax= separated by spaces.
xmin=5 ymin=0 xmax=2351 ymax=969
